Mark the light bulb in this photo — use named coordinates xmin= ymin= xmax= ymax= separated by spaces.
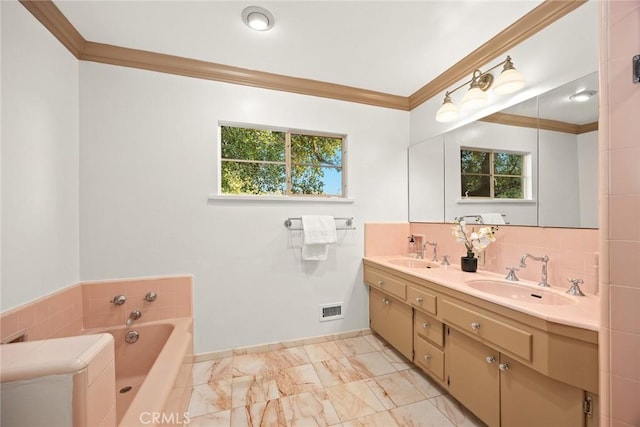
xmin=247 ymin=12 xmax=269 ymax=30
xmin=461 ymin=86 xmax=488 ymax=109
xmin=436 ymin=94 xmax=459 ymax=122
xmin=242 ymin=6 xmax=275 ymax=31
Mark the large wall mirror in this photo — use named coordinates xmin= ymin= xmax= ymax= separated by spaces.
xmin=409 ymin=71 xmax=599 ymax=229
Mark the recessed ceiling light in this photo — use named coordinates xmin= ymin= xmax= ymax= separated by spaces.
xmin=569 ymin=90 xmax=597 ymax=102
xmin=242 ymin=6 xmax=275 ymax=31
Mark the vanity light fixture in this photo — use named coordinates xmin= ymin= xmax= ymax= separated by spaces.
xmin=569 ymin=90 xmax=597 ymax=102
xmin=436 ymin=55 xmax=525 ymax=123
xmin=242 ymin=6 xmax=275 ymax=31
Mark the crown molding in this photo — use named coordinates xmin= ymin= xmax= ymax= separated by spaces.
xmin=79 ymin=41 xmax=410 ymax=110
xmin=480 ymin=112 xmax=598 ymax=135
xmin=21 ymin=0 xmax=585 ymax=112
xmin=19 ymin=0 xmax=85 ymax=58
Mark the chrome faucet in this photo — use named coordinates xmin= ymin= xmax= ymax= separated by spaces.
xmin=424 ymin=241 xmax=438 ymax=262
xmin=519 ymin=253 xmax=550 ymax=287
xmin=126 ymin=310 xmax=142 ymax=326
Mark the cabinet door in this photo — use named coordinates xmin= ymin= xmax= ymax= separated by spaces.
xmin=369 ymin=287 xmax=412 ymax=360
xmin=500 ymin=354 xmax=585 ymax=427
xmin=446 ymin=327 xmax=500 ymax=427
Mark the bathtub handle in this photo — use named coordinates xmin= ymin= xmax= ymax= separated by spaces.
xmin=145 ymin=291 xmax=157 ymax=302
xmin=111 ymin=295 xmax=126 ymax=305
xmin=125 ymin=330 xmax=139 ymax=344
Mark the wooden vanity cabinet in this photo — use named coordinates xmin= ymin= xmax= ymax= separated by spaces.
xmin=447 ymin=327 xmax=500 ymax=426
xmin=363 ymin=261 xmax=598 ymax=427
xmin=369 ymin=287 xmax=413 ymax=359
xmin=446 ymin=327 xmax=587 ymax=427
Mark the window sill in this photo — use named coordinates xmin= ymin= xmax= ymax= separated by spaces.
xmin=208 ymin=194 xmax=355 ymax=204
xmin=456 ymin=198 xmax=536 ymax=204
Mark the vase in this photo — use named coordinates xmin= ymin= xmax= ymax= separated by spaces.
xmin=461 ymin=255 xmax=478 ymax=272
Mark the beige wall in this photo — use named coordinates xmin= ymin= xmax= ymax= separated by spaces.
xmin=600 ymin=1 xmax=640 ymax=426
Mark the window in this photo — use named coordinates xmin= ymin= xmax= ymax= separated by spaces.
xmin=460 ymin=148 xmax=526 ymax=199
xmin=220 ymin=125 xmax=345 ymax=197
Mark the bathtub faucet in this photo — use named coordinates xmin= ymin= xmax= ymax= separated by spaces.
xmin=126 ymin=309 xmax=142 ymax=326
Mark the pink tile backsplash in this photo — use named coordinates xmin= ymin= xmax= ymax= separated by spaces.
xmin=363 ymin=222 xmax=411 ymax=257
xmin=0 ymin=275 xmax=193 ymax=344
xmin=399 ymin=223 xmax=601 ymax=295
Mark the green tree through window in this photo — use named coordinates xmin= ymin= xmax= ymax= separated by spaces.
xmin=461 ymin=148 xmax=525 ymax=199
xmin=221 ymin=125 xmax=344 ymax=197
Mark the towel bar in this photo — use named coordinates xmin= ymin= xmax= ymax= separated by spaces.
xmin=284 ymin=217 xmax=355 ymax=230
xmin=454 ymin=214 xmax=509 ymax=225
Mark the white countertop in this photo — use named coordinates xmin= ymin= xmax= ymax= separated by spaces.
xmin=0 ymin=333 xmax=114 ymax=383
xmin=364 ymin=256 xmax=600 ymax=332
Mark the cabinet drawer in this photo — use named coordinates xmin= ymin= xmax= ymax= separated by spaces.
xmin=414 ymin=335 xmax=444 ymax=381
xmin=407 ymin=286 xmax=437 ymax=315
xmin=364 ymin=267 xmax=406 ymax=300
xmin=414 ymin=310 xmax=444 ymax=347
xmin=441 ymin=299 xmax=532 ymax=361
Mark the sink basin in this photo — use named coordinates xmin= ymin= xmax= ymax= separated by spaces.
xmin=465 ymin=280 xmax=574 ymax=305
xmin=387 ymin=258 xmax=439 ymax=269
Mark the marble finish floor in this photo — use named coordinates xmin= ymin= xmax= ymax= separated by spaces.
xmin=188 ymin=334 xmax=485 ymax=426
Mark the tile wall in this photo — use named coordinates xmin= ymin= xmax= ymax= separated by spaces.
xmin=0 ymin=275 xmax=193 ymax=343
xmin=601 ymin=1 xmax=640 ymax=426
xmin=364 ymin=222 xmax=599 ymax=295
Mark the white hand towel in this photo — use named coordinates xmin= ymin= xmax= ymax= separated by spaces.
xmin=480 ymin=213 xmax=506 ymax=225
xmin=301 ymin=215 xmax=337 ymax=261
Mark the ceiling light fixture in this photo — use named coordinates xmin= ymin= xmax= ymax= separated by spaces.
xmin=436 ymin=55 xmax=525 ymax=123
xmin=242 ymin=6 xmax=275 ymax=31
xmin=569 ymin=90 xmax=597 ymax=102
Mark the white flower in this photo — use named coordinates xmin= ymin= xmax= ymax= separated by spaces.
xmin=452 ymin=220 xmax=498 ymax=255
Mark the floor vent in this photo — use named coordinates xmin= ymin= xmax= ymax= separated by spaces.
xmin=319 ymin=303 xmax=344 ymax=322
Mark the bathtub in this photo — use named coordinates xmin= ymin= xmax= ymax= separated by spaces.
xmin=84 ymin=317 xmax=193 ymax=427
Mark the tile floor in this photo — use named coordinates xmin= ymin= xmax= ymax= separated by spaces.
xmin=187 ymin=334 xmax=485 ymax=426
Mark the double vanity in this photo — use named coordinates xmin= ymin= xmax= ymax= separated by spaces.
xmin=363 ymin=256 xmax=599 ymax=427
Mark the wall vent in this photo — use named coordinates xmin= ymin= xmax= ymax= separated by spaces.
xmin=319 ymin=303 xmax=344 ymax=322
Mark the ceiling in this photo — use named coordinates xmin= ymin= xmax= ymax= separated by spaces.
xmin=53 ymin=1 xmax=545 ymax=97
xmin=503 ymin=71 xmax=599 ymax=124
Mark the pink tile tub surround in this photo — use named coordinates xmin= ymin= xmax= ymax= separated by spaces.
xmin=601 ymin=1 xmax=640 ymax=426
xmin=404 ymin=223 xmax=599 ymax=295
xmin=81 ymin=276 xmax=193 ymax=329
xmin=0 ymin=275 xmax=193 ymax=344
xmin=0 ymin=283 xmax=84 ymax=344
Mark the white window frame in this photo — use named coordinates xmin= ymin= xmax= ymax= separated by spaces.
xmin=211 ymin=122 xmax=351 ymax=203
xmin=460 ymin=147 xmax=531 ymax=200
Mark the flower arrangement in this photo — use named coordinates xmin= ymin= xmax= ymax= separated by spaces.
xmin=451 ymin=220 xmax=497 ymax=258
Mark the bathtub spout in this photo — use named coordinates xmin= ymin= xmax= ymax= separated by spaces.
xmin=126 ymin=310 xmax=142 ymax=326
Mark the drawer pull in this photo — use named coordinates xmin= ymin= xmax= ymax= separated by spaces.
xmin=422 ymin=322 xmax=430 ymax=329
xmin=383 ymin=298 xmax=391 ymax=305
xmin=424 ymin=354 xmax=432 ymax=361
xmin=416 ymin=297 xmax=423 ymax=303
xmin=499 ymin=363 xmax=510 ymax=372
xmin=377 ymin=280 xmax=384 ymax=286
xmin=471 ymin=322 xmax=481 ymax=330
xmin=486 ymin=356 xmax=496 ymax=364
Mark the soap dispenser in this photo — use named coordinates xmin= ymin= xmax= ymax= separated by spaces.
xmin=408 ymin=235 xmax=416 ymax=258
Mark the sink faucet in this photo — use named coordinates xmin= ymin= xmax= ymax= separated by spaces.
xmin=126 ymin=309 xmax=142 ymax=326
xmin=519 ymin=253 xmax=550 ymax=287
xmin=424 ymin=241 xmax=438 ymax=262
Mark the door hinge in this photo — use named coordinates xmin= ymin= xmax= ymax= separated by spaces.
xmin=584 ymin=395 xmax=593 ymax=416
xmin=447 ymin=375 xmax=450 ymax=386
xmin=447 ymin=327 xmax=451 ymax=336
